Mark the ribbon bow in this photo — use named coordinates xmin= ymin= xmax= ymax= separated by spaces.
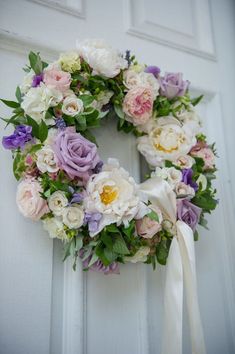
xmin=139 ymin=177 xmax=206 ymax=354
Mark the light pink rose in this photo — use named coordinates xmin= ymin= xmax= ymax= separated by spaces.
xmin=136 ymin=206 xmax=162 ymax=238
xmin=43 ymin=69 xmax=71 ymax=93
xmin=190 ymin=142 xmax=215 ymax=170
xmin=123 ymin=86 xmax=154 ymax=126
xmin=16 ymin=179 xmax=49 ymax=220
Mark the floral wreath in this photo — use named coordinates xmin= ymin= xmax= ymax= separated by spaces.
xmin=1 ymin=39 xmax=218 ymax=274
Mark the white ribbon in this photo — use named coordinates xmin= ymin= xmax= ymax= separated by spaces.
xmin=139 ymin=177 xmax=206 ymax=354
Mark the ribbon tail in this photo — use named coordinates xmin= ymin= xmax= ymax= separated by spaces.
xmin=177 ymin=220 xmax=207 ymax=354
xmin=162 ymin=237 xmax=183 ymax=354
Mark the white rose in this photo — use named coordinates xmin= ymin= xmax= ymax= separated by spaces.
xmin=20 ymin=70 xmax=34 ymax=94
xmin=196 ymin=174 xmax=207 ymax=191
xmin=62 ymin=205 xmax=84 ymax=229
xmin=84 ymin=158 xmax=146 ymax=236
xmin=43 ymin=217 xmax=67 ymax=240
xmin=175 ymin=155 xmax=195 ymax=169
xmin=124 ymin=246 xmax=150 ymax=263
xmin=152 ymin=167 xmax=182 ymax=188
xmin=62 ymin=96 xmax=84 ymax=116
xmin=123 ymin=69 xmax=160 ymax=98
xmin=48 ymin=191 xmax=68 ymax=216
xmin=137 ymin=117 xmax=196 ymax=167
xmin=21 ymin=83 xmax=63 ymax=123
xmin=36 ymin=146 xmax=59 ymax=173
xmin=77 ymin=39 xmax=127 ymax=78
xmin=175 ymin=182 xmax=195 ymax=198
xmin=59 ymin=51 xmax=81 ymax=73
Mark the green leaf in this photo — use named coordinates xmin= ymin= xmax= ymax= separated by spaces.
xmin=75 ymin=114 xmax=87 ymax=131
xmin=13 ymin=153 xmax=22 ymax=180
xmin=148 ymin=210 xmax=159 ymax=222
xmin=106 ymin=224 xmax=120 ymax=233
xmin=62 ymin=241 xmax=72 ymax=262
xmin=122 ymin=220 xmax=135 ymax=239
xmin=114 ymin=104 xmax=125 ymax=119
xmin=0 ymin=99 xmax=20 ymax=108
xmin=29 ymin=51 xmax=43 ymax=75
xmin=113 ymin=234 xmax=130 ymax=255
xmin=194 ymin=230 xmax=199 ymax=241
xmin=95 ymin=243 xmax=110 ymax=266
xmin=15 ymin=86 xmax=22 ymax=103
xmin=26 ymin=116 xmax=39 ymax=137
xmin=75 ymin=236 xmax=83 ymax=252
xmin=29 ymin=144 xmax=43 ymax=153
xmin=103 ymin=248 xmax=117 ymax=263
xmin=101 ymin=232 xmax=113 ymax=249
xmin=191 ymin=95 xmax=203 ymax=107
xmin=38 ymin=120 xmax=48 ymax=142
xmin=88 ymin=252 xmax=99 ymax=267
xmin=79 ymin=94 xmax=95 ymax=107
xmin=82 ymin=129 xmax=98 ymax=145
xmin=156 ymin=239 xmax=171 ymax=265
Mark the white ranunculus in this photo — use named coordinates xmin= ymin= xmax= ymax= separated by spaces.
xmin=152 ymin=166 xmax=182 ymax=188
xmin=77 ymin=39 xmax=127 ymax=78
xmin=48 ymin=191 xmax=68 ymax=216
xmin=196 ymin=174 xmax=207 ymax=191
xmin=62 ymin=205 xmax=84 ymax=229
xmin=84 ymin=158 xmax=147 ymax=236
xmin=137 ymin=117 xmax=196 ymax=167
xmin=175 ymin=155 xmax=195 ymax=169
xmin=62 ymin=96 xmax=84 ymax=116
xmin=123 ymin=69 xmax=160 ymax=98
xmin=36 ymin=145 xmax=59 ymax=173
xmin=21 ymin=83 xmax=63 ymax=123
xmin=124 ymin=246 xmax=150 ymax=263
xmin=43 ymin=217 xmax=67 ymax=240
xmin=175 ymin=182 xmax=195 ymax=198
xmin=20 ymin=70 xmax=34 ymax=94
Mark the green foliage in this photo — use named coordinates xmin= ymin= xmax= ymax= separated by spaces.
xmin=28 ymin=51 xmax=47 ymax=74
xmin=156 ymin=238 xmax=171 ymax=265
xmin=26 ymin=116 xmax=48 ymax=142
xmin=13 ymin=152 xmax=26 ymax=180
xmin=191 ymin=95 xmax=203 ymax=107
xmin=62 ymin=236 xmax=83 ymax=271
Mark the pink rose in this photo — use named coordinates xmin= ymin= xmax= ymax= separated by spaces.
xmin=136 ymin=206 xmax=162 ymax=238
xmin=16 ymin=179 xmax=49 ymax=220
xmin=190 ymin=142 xmax=215 ymax=170
xmin=43 ymin=69 xmax=71 ymax=92
xmin=123 ymin=86 xmax=154 ymax=126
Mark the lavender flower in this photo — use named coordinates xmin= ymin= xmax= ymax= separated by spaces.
xmin=81 ymin=250 xmax=120 ymax=275
xmin=84 ymin=212 xmax=102 ymax=233
xmin=159 ymin=72 xmax=190 ymax=99
xmin=32 ymin=73 xmax=43 ymax=87
xmin=55 ymin=117 xmax=66 ymax=129
xmin=2 ymin=125 xmax=33 ymax=150
xmin=145 ymin=65 xmax=160 ymax=78
xmin=70 ymin=193 xmax=84 ymax=204
xmin=182 ymin=168 xmax=198 ymax=191
xmin=177 ymin=199 xmax=201 ymax=231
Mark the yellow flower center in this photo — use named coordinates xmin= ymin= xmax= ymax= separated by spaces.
xmin=100 ymin=185 xmax=118 ymax=205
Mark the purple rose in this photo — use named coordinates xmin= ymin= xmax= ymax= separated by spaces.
xmin=81 ymin=250 xmax=120 ymax=275
xmin=32 ymin=73 xmax=43 ymax=87
xmin=177 ymin=199 xmax=201 ymax=231
xmin=2 ymin=125 xmax=32 ymax=150
xmin=159 ymin=72 xmax=190 ymax=99
xmin=145 ymin=65 xmax=160 ymax=78
xmin=54 ymin=127 xmax=101 ymax=183
xmin=182 ymin=168 xmax=198 ymax=191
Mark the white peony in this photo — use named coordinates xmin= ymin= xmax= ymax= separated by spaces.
xmin=36 ymin=145 xmax=59 ymax=173
xmin=43 ymin=217 xmax=67 ymax=240
xmin=20 ymin=70 xmax=34 ymax=94
xmin=84 ymin=158 xmax=148 ymax=236
xmin=175 ymin=182 xmax=195 ymax=198
xmin=137 ymin=117 xmax=196 ymax=167
xmin=62 ymin=96 xmax=84 ymax=116
xmin=124 ymin=246 xmax=150 ymax=263
xmin=21 ymin=83 xmax=63 ymax=123
xmin=123 ymin=69 xmax=160 ymax=98
xmin=48 ymin=191 xmax=68 ymax=216
xmin=62 ymin=205 xmax=84 ymax=229
xmin=77 ymin=39 xmax=127 ymax=78
xmin=152 ymin=166 xmax=182 ymax=188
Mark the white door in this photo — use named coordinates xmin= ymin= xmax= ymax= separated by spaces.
xmin=0 ymin=1 xmax=235 ymax=354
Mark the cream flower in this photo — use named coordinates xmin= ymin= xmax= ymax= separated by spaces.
xmin=36 ymin=146 xmax=59 ymax=173
xmin=137 ymin=117 xmax=196 ymax=167
xmin=16 ymin=179 xmax=49 ymax=220
xmin=43 ymin=217 xmax=67 ymax=240
xmin=175 ymin=182 xmax=195 ymax=198
xmin=21 ymin=83 xmax=63 ymax=123
xmin=123 ymin=69 xmax=160 ymax=98
xmin=62 ymin=96 xmax=84 ymax=116
xmin=59 ymin=51 xmax=81 ymax=73
xmin=48 ymin=191 xmax=68 ymax=216
xmin=77 ymin=39 xmax=127 ymax=78
xmin=84 ymin=158 xmax=147 ymax=236
xmin=20 ymin=70 xmax=34 ymax=94
xmin=152 ymin=167 xmax=182 ymax=188
xmin=92 ymin=90 xmax=113 ymax=110
xmin=62 ymin=205 xmax=84 ymax=229
xmin=177 ymin=109 xmax=201 ymax=135
xmin=175 ymin=155 xmax=195 ymax=169
xmin=124 ymin=246 xmax=150 ymax=263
